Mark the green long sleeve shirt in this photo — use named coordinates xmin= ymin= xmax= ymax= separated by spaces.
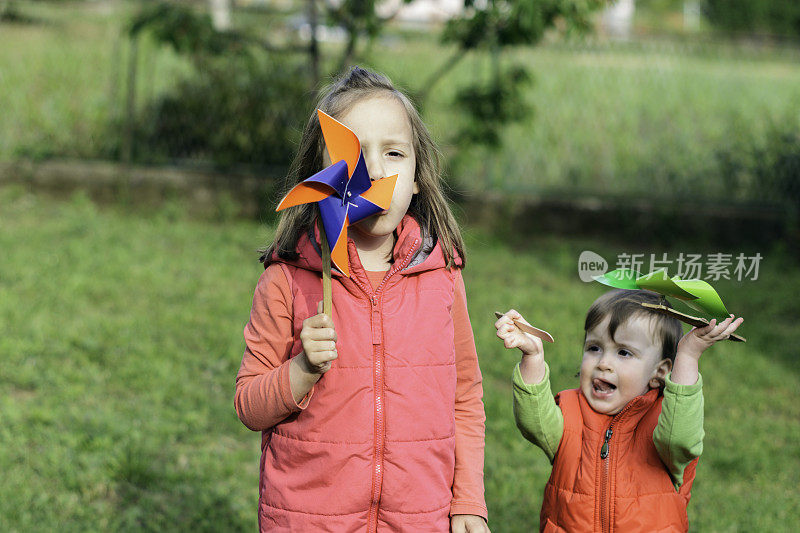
xmin=513 ymin=362 xmax=704 ymax=489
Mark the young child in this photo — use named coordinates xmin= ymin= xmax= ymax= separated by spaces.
xmin=495 ymin=289 xmax=743 ymax=532
xmin=235 ymin=67 xmax=490 ymax=533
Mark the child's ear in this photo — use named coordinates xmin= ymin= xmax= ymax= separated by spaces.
xmin=649 ymin=358 xmax=673 ymax=389
xmin=412 ymin=180 xmax=419 ymax=194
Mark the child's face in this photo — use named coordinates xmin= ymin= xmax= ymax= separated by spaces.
xmin=330 ymin=94 xmax=418 ymax=243
xmin=579 ymin=314 xmax=671 ymax=415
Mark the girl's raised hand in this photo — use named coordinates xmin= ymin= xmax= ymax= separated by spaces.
xmin=677 ymin=314 xmax=744 ymax=361
xmin=298 ymin=300 xmax=338 ymax=374
xmin=494 ymin=309 xmax=544 ymax=358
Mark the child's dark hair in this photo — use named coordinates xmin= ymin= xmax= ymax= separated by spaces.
xmin=584 ymin=289 xmax=683 ymax=363
xmin=262 ymin=66 xmax=465 ymax=268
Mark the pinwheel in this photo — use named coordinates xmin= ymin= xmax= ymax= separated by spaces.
xmin=276 ymin=110 xmax=398 ymax=314
xmin=594 ymin=269 xmax=745 ymax=342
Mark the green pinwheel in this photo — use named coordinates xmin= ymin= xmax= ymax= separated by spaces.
xmin=593 ymin=268 xmax=745 ymax=342
xmin=594 ymin=268 xmax=728 ymax=318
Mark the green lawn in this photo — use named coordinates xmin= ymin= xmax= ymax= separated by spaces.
xmin=2 ymin=2 xmax=800 ymax=202
xmin=1 ymin=188 xmax=797 ymax=531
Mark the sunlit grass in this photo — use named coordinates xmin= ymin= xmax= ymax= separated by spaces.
xmin=1 ymin=188 xmax=797 ymax=530
xmin=2 ymin=2 xmax=800 ymax=203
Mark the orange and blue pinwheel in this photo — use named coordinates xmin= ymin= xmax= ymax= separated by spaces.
xmin=276 ymin=110 xmax=398 ymax=277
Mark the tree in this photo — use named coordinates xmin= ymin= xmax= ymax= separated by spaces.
xmin=121 ymin=0 xmax=612 ymax=166
xmin=422 ymin=0 xmax=608 ymax=146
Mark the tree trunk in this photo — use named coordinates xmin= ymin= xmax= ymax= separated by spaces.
xmin=308 ymin=0 xmax=320 ymax=89
xmin=122 ymin=35 xmax=139 ymax=166
xmin=209 ymin=0 xmax=232 ymax=31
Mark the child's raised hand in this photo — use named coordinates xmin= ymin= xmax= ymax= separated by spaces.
xmin=494 ymin=309 xmax=544 ymax=358
xmin=298 ymin=300 xmax=338 ymax=374
xmin=677 ymin=314 xmax=744 ymax=361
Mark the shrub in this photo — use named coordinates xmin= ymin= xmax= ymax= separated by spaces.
xmin=135 ymin=55 xmax=309 ymax=167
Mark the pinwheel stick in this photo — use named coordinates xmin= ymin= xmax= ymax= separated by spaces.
xmin=641 ymin=303 xmax=746 ymax=342
xmin=319 ymin=219 xmax=333 ymax=317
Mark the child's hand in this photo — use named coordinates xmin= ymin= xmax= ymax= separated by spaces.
xmin=672 ymin=314 xmax=743 ymax=386
xmin=677 ymin=314 xmax=744 ymax=361
xmin=494 ymin=309 xmax=544 ymax=358
xmin=450 ymin=514 xmax=491 ymax=533
xmin=298 ymin=300 xmax=338 ymax=375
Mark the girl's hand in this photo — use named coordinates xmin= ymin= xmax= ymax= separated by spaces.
xmin=451 ymin=514 xmax=491 ymax=533
xmin=298 ymin=300 xmax=338 ymax=375
xmin=677 ymin=314 xmax=744 ymax=361
xmin=494 ymin=309 xmax=544 ymax=358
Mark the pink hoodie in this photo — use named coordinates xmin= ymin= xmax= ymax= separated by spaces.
xmin=235 ymin=216 xmax=487 ymax=532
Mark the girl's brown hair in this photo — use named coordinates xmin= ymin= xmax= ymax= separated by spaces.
xmin=261 ymin=66 xmax=465 ymax=268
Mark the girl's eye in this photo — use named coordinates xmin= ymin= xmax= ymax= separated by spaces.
xmin=386 ymin=151 xmax=404 ymax=158
xmin=587 ymin=345 xmax=600 ymax=352
xmin=618 ymin=349 xmax=633 ymax=358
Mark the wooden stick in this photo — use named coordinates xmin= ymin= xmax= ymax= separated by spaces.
xmin=319 ymin=220 xmax=332 ymax=317
xmin=641 ymin=303 xmax=746 ymax=342
xmin=494 ymin=312 xmax=555 ymax=343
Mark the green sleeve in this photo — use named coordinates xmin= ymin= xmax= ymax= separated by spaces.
xmin=653 ymin=373 xmax=705 ymax=490
xmin=512 ymin=362 xmax=564 ymax=464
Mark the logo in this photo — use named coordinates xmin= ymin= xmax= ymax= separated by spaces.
xmin=578 ymin=250 xmax=608 ymax=282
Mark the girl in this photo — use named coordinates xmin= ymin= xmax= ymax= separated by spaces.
xmin=235 ymin=67 xmax=490 ymax=533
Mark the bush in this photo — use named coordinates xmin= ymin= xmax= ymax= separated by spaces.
xmin=121 ymin=2 xmax=311 ymax=168
xmin=704 ymin=0 xmax=800 ymax=39
xmin=134 ymin=55 xmax=309 ymax=167
xmin=714 ymin=119 xmax=800 ymax=211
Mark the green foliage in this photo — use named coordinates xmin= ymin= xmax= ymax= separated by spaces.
xmin=714 ymin=119 xmax=800 ymax=212
xmin=0 ymin=1 xmax=37 ymax=24
xmin=754 ymin=122 xmax=800 ymax=209
xmin=704 ymin=0 xmax=800 ymax=39
xmin=1 ymin=189 xmax=798 ymax=531
xmin=439 ymin=0 xmax=607 ymax=147
xmin=3 ymin=1 xmax=800 ymax=210
xmin=327 ymin=0 xmax=387 ymax=39
xmin=129 ymin=2 xmax=248 ymax=56
xmin=134 ymin=54 xmax=308 ymax=166
xmin=452 ymin=65 xmax=532 ymax=147
xmin=125 ymin=2 xmax=309 ymax=167
xmin=444 ymin=0 xmax=605 ymax=48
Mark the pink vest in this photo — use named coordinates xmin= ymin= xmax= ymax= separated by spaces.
xmin=259 ymin=217 xmax=461 ymax=532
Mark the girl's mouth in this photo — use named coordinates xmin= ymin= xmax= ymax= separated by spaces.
xmin=592 ymin=378 xmax=616 ymax=396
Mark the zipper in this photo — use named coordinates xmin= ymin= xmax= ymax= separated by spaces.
xmin=351 ymin=239 xmax=419 ymax=533
xmin=599 ymin=403 xmax=633 ymax=533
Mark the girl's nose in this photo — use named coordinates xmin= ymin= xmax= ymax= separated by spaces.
xmin=364 ymin=150 xmax=384 ymax=181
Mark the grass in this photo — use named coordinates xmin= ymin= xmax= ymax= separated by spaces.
xmin=2 ymin=2 xmax=800 ymax=203
xmin=0 ymin=2 xmax=190 ymax=160
xmin=1 ymin=187 xmax=798 ymax=531
xmin=365 ymin=37 xmax=800 ymax=202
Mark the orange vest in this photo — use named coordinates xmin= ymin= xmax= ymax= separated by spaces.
xmin=540 ymin=389 xmax=697 ymax=533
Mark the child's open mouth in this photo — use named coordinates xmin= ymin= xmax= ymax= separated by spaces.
xmin=592 ymin=378 xmax=617 ymax=396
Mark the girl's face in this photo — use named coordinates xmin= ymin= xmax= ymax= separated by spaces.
xmin=329 ymin=94 xmax=418 ymax=245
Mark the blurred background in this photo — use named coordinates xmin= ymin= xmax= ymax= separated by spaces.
xmin=1 ymin=0 xmax=798 ymax=531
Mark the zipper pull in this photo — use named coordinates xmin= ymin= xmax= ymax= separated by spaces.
xmin=600 ymin=428 xmax=613 ymax=459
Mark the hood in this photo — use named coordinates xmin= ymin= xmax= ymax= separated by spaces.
xmin=269 ymin=214 xmax=461 ymax=278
